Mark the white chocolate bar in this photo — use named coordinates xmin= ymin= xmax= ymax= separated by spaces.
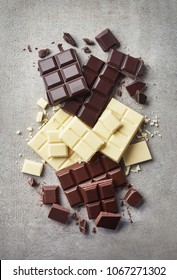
xmin=95 ymin=99 xmax=144 ymax=162
xmin=123 ymin=141 xmax=152 ymax=166
xmin=28 ymin=109 xmax=80 ymax=170
xmin=22 ymin=159 xmax=43 ymax=176
xmin=59 ymin=117 xmax=104 ymax=161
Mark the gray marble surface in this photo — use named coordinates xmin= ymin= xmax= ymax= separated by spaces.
xmin=0 ymin=0 xmax=177 ymax=259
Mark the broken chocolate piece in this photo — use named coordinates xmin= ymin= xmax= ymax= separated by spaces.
xmin=95 ymin=212 xmax=121 ymax=230
xmin=63 ymin=32 xmax=77 ymax=47
xmin=42 ymin=185 xmax=59 ymax=204
xmin=48 ymin=204 xmax=70 ymax=224
xmin=124 ymin=187 xmax=143 ymax=207
xmin=92 ymin=227 xmax=96 ymax=233
xmin=79 ymin=219 xmax=88 ymax=234
xmin=27 ymin=45 xmax=32 ymax=52
xmin=57 ymin=43 xmax=64 ymax=52
xmin=134 ymin=92 xmax=147 ymax=104
xmin=126 ymin=81 xmax=146 ymax=98
xmin=82 ymin=47 xmax=91 ymax=53
xmin=28 ymin=178 xmax=37 ymax=187
xmin=83 ymin=38 xmax=95 ymax=45
xmin=95 ymin=28 xmax=120 ymax=52
xmin=38 ymin=48 xmax=50 ymax=58
xmin=116 ymin=89 xmax=122 ymax=97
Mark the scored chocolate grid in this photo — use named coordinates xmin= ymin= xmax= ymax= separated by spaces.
xmin=56 ymin=153 xmax=127 ymax=207
xmin=61 ymin=55 xmax=121 ymax=127
xmin=28 ymin=109 xmax=80 ymax=171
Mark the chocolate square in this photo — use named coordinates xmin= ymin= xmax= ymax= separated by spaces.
xmin=42 ymin=185 xmax=59 ymax=204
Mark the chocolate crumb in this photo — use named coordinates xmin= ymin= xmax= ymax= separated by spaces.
xmin=28 ymin=178 xmax=37 ymax=187
xmin=23 ymin=48 xmax=26 ymax=51
xmin=27 ymin=45 xmax=32 ymax=52
xmin=83 ymin=38 xmax=95 ymax=45
xmin=35 ymin=47 xmax=38 ymax=50
xmin=38 ymin=48 xmax=50 ymax=58
xmin=121 ymin=200 xmax=124 ymax=207
xmin=51 ymin=42 xmax=55 ymax=44
xmin=57 ymin=43 xmax=64 ymax=52
xmin=79 ymin=219 xmax=88 ymax=234
xmin=82 ymin=46 xmax=91 ymax=53
xmin=92 ymin=227 xmax=96 ymax=234
xmin=63 ymin=32 xmax=77 ymax=47
xmin=117 ymin=89 xmax=122 ymax=97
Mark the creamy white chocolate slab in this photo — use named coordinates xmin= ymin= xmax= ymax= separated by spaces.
xmin=36 ymin=111 xmax=44 ymax=123
xmin=95 ymin=99 xmax=144 ymax=162
xmin=37 ymin=98 xmax=48 ymax=109
xmin=59 ymin=117 xmax=104 ymax=161
xmin=22 ymin=159 xmax=43 ymax=176
xmin=47 ymin=130 xmax=68 ymax=158
xmin=28 ymin=109 xmax=80 ymax=170
xmin=123 ymin=141 xmax=152 ymax=167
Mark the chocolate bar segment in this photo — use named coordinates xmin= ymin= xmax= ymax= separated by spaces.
xmin=124 ymin=187 xmax=143 ymax=207
xmin=38 ymin=49 xmax=89 ymax=105
xmin=56 ymin=153 xmax=126 ymax=207
xmin=61 ymin=55 xmax=121 ymax=127
xmin=95 ymin=212 xmax=121 ymax=230
xmin=95 ymin=28 xmax=120 ymax=52
xmin=80 ymin=179 xmax=118 ymax=219
xmin=107 ymin=49 xmax=144 ymax=79
xmin=42 ymin=185 xmax=59 ymax=204
xmin=48 ymin=204 xmax=70 ymax=224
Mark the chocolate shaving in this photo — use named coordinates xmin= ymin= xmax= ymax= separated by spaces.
xmin=27 ymin=45 xmax=32 ymax=52
xmin=38 ymin=48 xmax=50 ymax=58
xmin=57 ymin=43 xmax=64 ymax=52
xmin=63 ymin=32 xmax=77 ymax=47
xmin=82 ymin=47 xmax=91 ymax=53
xmin=28 ymin=178 xmax=37 ymax=187
xmin=83 ymin=38 xmax=95 ymax=45
xmin=79 ymin=219 xmax=88 ymax=234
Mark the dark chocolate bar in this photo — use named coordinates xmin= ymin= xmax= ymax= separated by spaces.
xmin=124 ymin=187 xmax=143 ymax=207
xmin=61 ymin=55 xmax=121 ymax=127
xmin=56 ymin=153 xmax=127 ymax=207
xmin=38 ymin=49 xmax=89 ymax=105
xmin=107 ymin=49 xmax=144 ymax=79
xmin=48 ymin=204 xmax=70 ymax=224
xmin=80 ymin=179 xmax=118 ymax=219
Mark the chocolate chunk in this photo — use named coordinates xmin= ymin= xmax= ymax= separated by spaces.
xmin=38 ymin=48 xmax=50 ymax=58
xmin=63 ymin=32 xmax=77 ymax=47
xmin=134 ymin=92 xmax=147 ymax=104
xmin=57 ymin=43 xmax=64 ymax=52
xmin=95 ymin=212 xmax=121 ymax=230
xmin=79 ymin=219 xmax=88 ymax=234
xmin=126 ymin=81 xmax=146 ymax=97
xmin=95 ymin=28 xmax=120 ymax=52
xmin=82 ymin=47 xmax=91 ymax=53
xmin=83 ymin=38 xmax=95 ymax=45
xmin=28 ymin=178 xmax=37 ymax=186
xmin=124 ymin=187 xmax=143 ymax=207
xmin=48 ymin=204 xmax=70 ymax=224
xmin=42 ymin=185 xmax=59 ymax=204
xmin=27 ymin=45 xmax=32 ymax=52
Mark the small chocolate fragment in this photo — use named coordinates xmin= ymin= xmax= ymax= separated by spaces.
xmin=82 ymin=47 xmax=91 ymax=53
xmin=79 ymin=219 xmax=88 ymax=234
xmin=27 ymin=45 xmax=32 ymax=52
xmin=124 ymin=187 xmax=143 ymax=207
xmin=28 ymin=177 xmax=37 ymax=187
xmin=57 ymin=43 xmax=64 ymax=52
xmin=83 ymin=38 xmax=95 ymax=45
xmin=134 ymin=92 xmax=147 ymax=105
xmin=38 ymin=48 xmax=50 ymax=58
xmin=95 ymin=212 xmax=121 ymax=230
xmin=63 ymin=32 xmax=77 ymax=47
xmin=116 ymin=89 xmax=122 ymax=97
xmin=126 ymin=81 xmax=146 ymax=97
xmin=42 ymin=185 xmax=59 ymax=204
xmin=92 ymin=227 xmax=96 ymax=233
xmin=95 ymin=28 xmax=120 ymax=52
xmin=48 ymin=203 xmax=70 ymax=224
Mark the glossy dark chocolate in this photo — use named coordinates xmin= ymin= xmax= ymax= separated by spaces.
xmin=56 ymin=153 xmax=126 ymax=207
xmin=61 ymin=55 xmax=121 ymax=127
xmin=107 ymin=49 xmax=144 ymax=79
xmin=38 ymin=49 xmax=89 ymax=105
xmin=124 ymin=187 xmax=143 ymax=207
xmin=48 ymin=204 xmax=70 ymax=224
xmin=95 ymin=212 xmax=121 ymax=230
xmin=95 ymin=28 xmax=120 ymax=52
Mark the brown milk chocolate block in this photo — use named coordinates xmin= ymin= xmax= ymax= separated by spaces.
xmin=61 ymin=55 xmax=121 ymax=127
xmin=124 ymin=187 xmax=143 ymax=207
xmin=80 ymin=179 xmax=118 ymax=219
xmin=56 ymin=153 xmax=126 ymax=207
xmin=48 ymin=204 xmax=70 ymax=224
xmin=107 ymin=49 xmax=144 ymax=79
xmin=95 ymin=28 xmax=120 ymax=52
xmin=95 ymin=212 xmax=121 ymax=230
xmin=42 ymin=185 xmax=59 ymax=204
xmin=38 ymin=49 xmax=89 ymax=106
